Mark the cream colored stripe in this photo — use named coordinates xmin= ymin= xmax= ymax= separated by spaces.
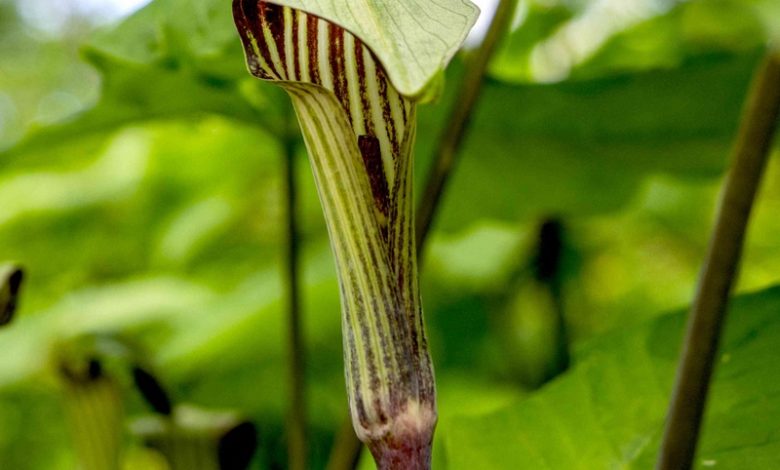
xmin=362 ymin=48 xmax=397 ymax=187
xmin=283 ymin=7 xmax=296 ymax=81
xmin=388 ymin=81 xmax=408 ymax=150
xmin=247 ymin=33 xmax=280 ymax=80
xmin=290 ymin=90 xmax=370 ymax=375
xmin=290 ymin=89 xmax=387 ymax=413
xmin=291 ymin=86 xmax=412 ymax=412
xmin=297 ymin=10 xmax=310 ymax=82
xmin=316 ymin=19 xmax=333 ymax=90
xmin=304 ymin=90 xmax=398 ymax=401
xmin=261 ymin=17 xmax=287 ymax=80
xmin=343 ymin=34 xmax=366 ymax=136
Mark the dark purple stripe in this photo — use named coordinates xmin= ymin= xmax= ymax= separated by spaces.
xmin=358 ymin=135 xmax=390 ymax=220
xmin=307 ymin=15 xmax=320 ymax=85
xmin=292 ymin=10 xmax=301 ymax=81
xmin=263 ymin=2 xmax=287 ymax=76
xmin=329 ymin=24 xmax=349 ymax=114
xmin=255 ymin=3 xmax=281 ymax=79
xmin=354 ymin=41 xmax=372 ymax=135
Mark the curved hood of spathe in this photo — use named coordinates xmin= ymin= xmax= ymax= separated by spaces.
xmin=253 ymin=0 xmax=479 ymax=98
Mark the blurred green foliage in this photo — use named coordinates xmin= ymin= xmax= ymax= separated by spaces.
xmin=446 ymin=287 xmax=780 ymax=468
xmin=1 ymin=0 xmax=780 ymax=468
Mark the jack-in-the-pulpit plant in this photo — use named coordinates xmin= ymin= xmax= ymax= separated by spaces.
xmin=233 ymin=1 xmax=477 ymax=468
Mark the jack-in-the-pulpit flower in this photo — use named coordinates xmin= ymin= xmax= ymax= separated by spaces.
xmin=233 ymin=2 xmax=476 ymax=467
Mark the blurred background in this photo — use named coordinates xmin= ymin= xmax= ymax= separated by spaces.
xmin=1 ymin=0 xmax=779 ymax=468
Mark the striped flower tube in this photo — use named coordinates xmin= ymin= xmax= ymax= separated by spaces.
xmin=233 ymin=2 xmax=435 ymax=467
xmin=60 ymin=359 xmax=124 ymax=470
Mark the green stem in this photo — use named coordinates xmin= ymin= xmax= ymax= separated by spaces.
xmin=283 ymin=112 xmax=307 ymax=470
xmin=416 ymin=0 xmax=519 ymax=250
xmin=325 ymin=416 xmax=364 ymax=470
xmin=656 ymin=51 xmax=780 ymax=470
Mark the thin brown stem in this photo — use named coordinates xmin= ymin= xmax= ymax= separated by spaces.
xmin=416 ymin=0 xmax=519 ymax=250
xmin=656 ymin=51 xmax=780 ymax=470
xmin=283 ymin=112 xmax=307 ymax=470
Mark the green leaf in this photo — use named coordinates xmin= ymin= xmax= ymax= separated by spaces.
xmin=488 ymin=0 xmax=777 ymax=84
xmin=444 ymin=285 xmax=780 ymax=468
xmin=4 ymin=0 xmax=278 ymax=157
xmin=85 ymin=0 xmax=242 ymax=73
xmin=262 ymin=0 xmax=480 ymax=97
xmin=417 ymin=52 xmax=759 ymax=230
xmin=571 ymin=0 xmax=773 ymax=81
xmin=488 ymin=1 xmax=575 ymax=83
xmin=0 ymin=276 xmax=215 ymax=386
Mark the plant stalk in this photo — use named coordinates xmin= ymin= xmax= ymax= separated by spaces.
xmin=282 ymin=112 xmax=307 ymax=470
xmin=416 ymin=0 xmax=519 ymax=249
xmin=325 ymin=417 xmax=364 ymax=470
xmin=656 ymin=50 xmax=780 ymax=470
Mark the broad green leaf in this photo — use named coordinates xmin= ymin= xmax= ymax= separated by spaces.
xmin=0 ymin=276 xmax=215 ymax=386
xmin=0 ymin=129 xmax=151 ymax=226
xmin=488 ymin=0 xmax=776 ymax=84
xmin=86 ymin=0 xmax=241 ymax=74
xmin=489 ymin=0 xmax=680 ymax=83
xmin=488 ymin=1 xmax=575 ymax=83
xmin=15 ymin=55 xmax=262 ymax=142
xmin=444 ymin=285 xmax=780 ymax=468
xmin=0 ymin=120 xmax=288 ymax=314
xmin=571 ymin=0 xmax=774 ymax=81
xmin=262 ymin=0 xmax=480 ymax=97
xmin=418 ymin=52 xmax=759 ymax=230
xmin=3 ymin=0 xmax=279 ymax=157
